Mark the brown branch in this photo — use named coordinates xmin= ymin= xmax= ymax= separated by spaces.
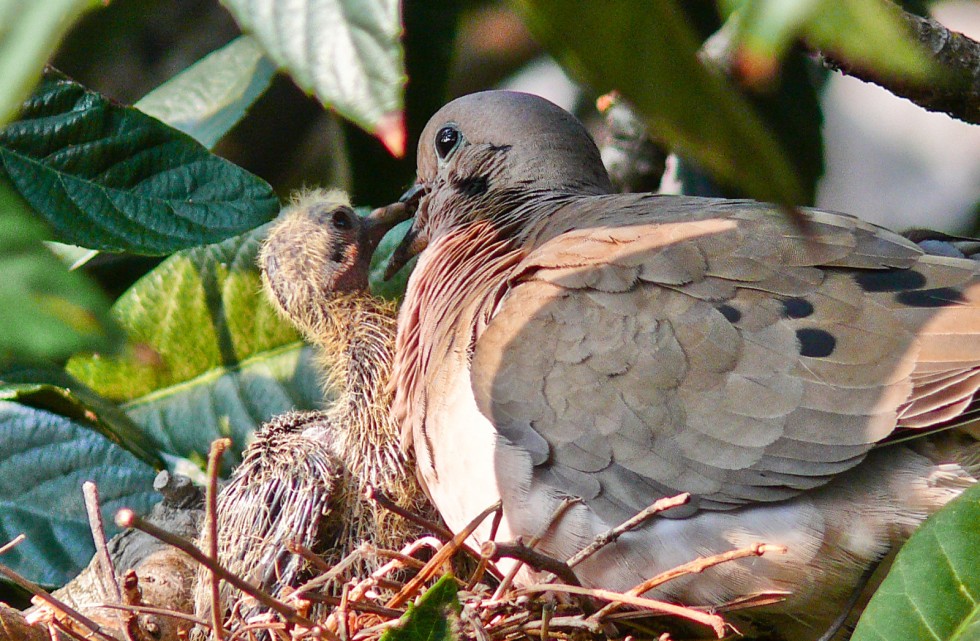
xmin=0 ymin=558 xmax=116 ymax=641
xmin=480 ymin=541 xmax=580 ymax=587
xmin=363 ymin=485 xmax=453 ymax=540
xmin=565 ymin=493 xmax=690 ymax=569
xmin=113 ymin=509 xmax=326 ymax=637
xmin=204 ymin=438 xmax=230 ymax=641
xmin=821 ymin=8 xmax=980 ymax=124
xmin=517 ymin=583 xmax=728 ymax=638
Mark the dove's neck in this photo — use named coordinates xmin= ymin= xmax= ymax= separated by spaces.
xmin=392 ymin=219 xmax=526 ymax=458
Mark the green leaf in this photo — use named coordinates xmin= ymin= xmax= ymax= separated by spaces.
xmin=0 ymin=179 xmax=118 ymax=364
xmin=512 ymin=0 xmax=806 ymax=205
xmin=0 ymin=69 xmax=280 ymax=255
xmin=726 ymin=0 xmax=934 ymax=83
xmin=381 ymin=575 xmax=461 ymax=641
xmin=0 ymin=400 xmax=157 ymax=586
xmin=220 ymin=0 xmax=406 ymax=134
xmin=852 ymin=483 xmax=980 ymax=641
xmin=0 ymin=367 xmax=164 ymax=468
xmin=0 ymin=0 xmax=101 ymax=127
xmin=67 ymin=225 xmax=325 ymax=466
xmin=136 ymin=35 xmax=278 ymax=149
xmin=369 ymin=216 xmax=413 ymax=300
xmin=805 ymin=0 xmax=933 ymax=81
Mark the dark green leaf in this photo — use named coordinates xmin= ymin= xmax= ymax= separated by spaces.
xmin=0 ymin=400 xmax=157 ymax=586
xmin=0 ymin=69 xmax=280 ymax=255
xmin=382 ymin=574 xmax=461 ymax=641
xmin=67 ymin=225 xmax=324 ymax=466
xmin=369 ymin=217 xmax=413 ymax=300
xmin=136 ymin=35 xmax=277 ymax=149
xmin=0 ymin=366 xmax=163 ymax=468
xmin=221 ymin=0 xmax=406 ymax=135
xmin=0 ymin=0 xmax=101 ymax=127
xmin=0 ymin=179 xmax=118 ymax=364
xmin=852 ymin=483 xmax=980 ymax=641
xmin=512 ymin=0 xmax=806 ymax=205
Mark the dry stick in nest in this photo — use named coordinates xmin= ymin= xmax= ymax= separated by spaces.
xmin=114 ymin=510 xmax=323 ymax=638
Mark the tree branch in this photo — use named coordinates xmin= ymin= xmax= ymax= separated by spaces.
xmin=821 ymin=9 xmax=980 ymax=124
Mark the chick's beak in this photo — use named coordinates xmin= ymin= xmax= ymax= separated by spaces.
xmin=383 ymin=183 xmax=429 ymax=280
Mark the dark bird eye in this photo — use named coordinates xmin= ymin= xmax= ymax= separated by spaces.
xmin=330 ymin=208 xmax=355 ymax=231
xmin=435 ymin=125 xmax=461 ymax=160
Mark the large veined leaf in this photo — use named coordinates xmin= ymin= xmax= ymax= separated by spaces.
xmin=67 ymin=225 xmax=325 ymax=467
xmin=0 ymin=179 xmax=118 ymax=364
xmin=221 ymin=0 xmax=406 ymax=138
xmin=0 ymin=69 xmax=280 ymax=255
xmin=0 ymin=400 xmax=158 ymax=586
xmin=852 ymin=482 xmax=980 ymax=641
xmin=0 ymin=0 xmax=101 ymax=127
xmin=512 ymin=0 xmax=806 ymax=206
xmin=136 ymin=35 xmax=278 ymax=150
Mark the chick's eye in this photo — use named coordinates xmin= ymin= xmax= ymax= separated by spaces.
xmin=330 ymin=209 xmax=354 ymax=231
xmin=435 ymin=125 xmax=461 ymax=160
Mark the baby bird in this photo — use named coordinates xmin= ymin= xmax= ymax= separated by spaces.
xmin=194 ymin=191 xmax=430 ymax=635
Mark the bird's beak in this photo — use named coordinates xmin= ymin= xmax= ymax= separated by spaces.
xmin=383 ymin=183 xmax=429 ymax=280
xmin=362 ymin=200 xmax=413 ymax=251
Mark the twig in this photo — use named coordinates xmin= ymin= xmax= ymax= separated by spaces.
xmin=481 ymin=541 xmax=580 ymax=587
xmin=0 ymin=559 xmax=116 ymax=641
xmin=304 ymin=594 xmax=403 ymax=619
xmin=83 ymin=482 xmax=134 ymax=641
xmin=517 ymin=583 xmax=728 ymax=638
xmin=360 ymin=544 xmax=427 ymax=571
xmin=386 ymin=501 xmax=502 ymax=609
xmin=205 ymin=438 xmax=231 ymax=641
xmin=493 ymin=498 xmax=580 ymax=599
xmin=49 ymin=618 xmax=93 ymax=641
xmin=292 ymin=547 xmax=365 ymax=599
xmin=287 ymin=539 xmax=334 ymax=574
xmin=591 ymin=542 xmax=787 ymax=621
xmin=113 ymin=509 xmax=328 ymax=638
xmin=565 ymin=494 xmax=690 ymax=569
xmin=97 ymin=602 xmax=213 ymax=628
xmin=364 ymin=485 xmax=453 ymax=540
xmin=820 ymin=8 xmax=980 ymax=125
xmin=0 ymin=534 xmax=25 ymax=556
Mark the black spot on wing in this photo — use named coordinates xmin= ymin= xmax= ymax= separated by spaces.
xmin=797 ymin=328 xmax=836 ymax=358
xmin=854 ymin=269 xmax=927 ymax=292
xmin=782 ymin=297 xmax=814 ymax=319
xmin=453 ymin=174 xmax=490 ymax=197
xmin=717 ymin=304 xmax=741 ymax=323
xmin=895 ymin=287 xmax=965 ymax=308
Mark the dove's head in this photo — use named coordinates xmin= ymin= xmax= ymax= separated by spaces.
xmin=385 ymin=91 xmax=612 ymax=277
xmin=260 ymin=189 xmax=408 ymax=333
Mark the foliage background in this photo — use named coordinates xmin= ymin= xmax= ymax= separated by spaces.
xmin=0 ymin=0 xmax=978 ymax=638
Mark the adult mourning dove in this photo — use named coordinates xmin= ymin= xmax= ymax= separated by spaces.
xmin=385 ymin=91 xmax=980 ymax=638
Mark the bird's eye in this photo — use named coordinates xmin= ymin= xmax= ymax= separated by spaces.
xmin=435 ymin=125 xmax=461 ymax=160
xmin=330 ymin=208 xmax=355 ymax=231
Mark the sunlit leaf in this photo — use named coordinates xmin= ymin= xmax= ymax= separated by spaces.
xmin=67 ymin=226 xmax=325 ymax=466
xmin=852 ymin=483 xmax=980 ymax=641
xmin=136 ymin=35 xmax=277 ymax=149
xmin=221 ymin=0 xmax=406 ymax=137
